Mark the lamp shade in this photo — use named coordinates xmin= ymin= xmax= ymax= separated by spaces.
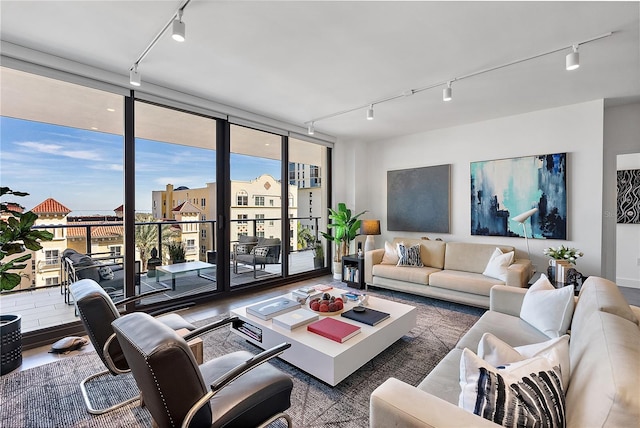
xmin=361 ymin=219 xmax=381 ymax=235
xmin=511 ymin=208 xmax=539 ymax=223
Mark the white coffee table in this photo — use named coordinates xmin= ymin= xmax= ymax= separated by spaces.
xmin=155 ymin=261 xmax=216 ymax=290
xmin=230 ymin=288 xmax=417 ymax=386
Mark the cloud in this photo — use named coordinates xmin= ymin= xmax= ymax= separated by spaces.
xmin=16 ymin=141 xmax=103 ymax=161
xmin=88 ymin=164 xmax=123 ymax=172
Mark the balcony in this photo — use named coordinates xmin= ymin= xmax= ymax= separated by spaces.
xmin=0 ymin=217 xmax=326 ymax=334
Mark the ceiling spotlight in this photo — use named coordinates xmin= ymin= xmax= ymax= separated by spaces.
xmin=367 ymin=104 xmax=374 ymax=120
xmin=172 ymin=10 xmax=186 ymax=42
xmin=308 ymin=122 xmax=315 ymax=135
xmin=129 ymin=64 xmax=141 ymax=86
xmin=443 ymin=81 xmax=452 ymax=101
xmin=566 ymin=45 xmax=580 ymax=71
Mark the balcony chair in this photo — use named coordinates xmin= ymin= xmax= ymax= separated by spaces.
xmin=62 ymin=248 xmax=140 ymax=304
xmin=233 ymin=237 xmax=282 ymax=278
xmin=112 ymin=311 xmax=294 ymax=428
xmin=70 ymin=279 xmax=196 ymax=415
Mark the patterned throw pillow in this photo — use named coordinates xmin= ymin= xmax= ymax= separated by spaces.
xmin=254 ymin=246 xmax=269 ymax=257
xmin=396 ymin=243 xmax=423 ymax=267
xmin=459 ymin=348 xmax=566 ymax=428
xmin=98 ymin=266 xmax=114 ymax=280
xmin=236 ymin=244 xmax=249 ymax=254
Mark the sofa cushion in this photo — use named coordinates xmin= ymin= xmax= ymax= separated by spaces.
xmin=566 ymin=311 xmax=640 ymax=428
xmin=391 ymin=238 xmax=446 ymax=269
xmin=396 ymin=243 xmax=423 ymax=267
xmin=482 ymin=248 xmax=514 ymax=282
xmin=459 ymin=348 xmax=565 ymax=428
xmin=371 ymin=264 xmax=437 ymax=285
xmin=380 ymin=241 xmax=399 ymax=265
xmin=520 ymin=275 xmax=574 ymax=338
xmin=429 ymin=270 xmax=500 ymax=297
xmin=457 ymin=311 xmax=549 ymax=352
xmin=444 ymin=242 xmax=515 ymax=274
xmin=418 ymin=347 xmax=464 ymax=405
xmin=68 ymin=253 xmax=101 ymax=283
xmin=477 ymin=333 xmax=570 ymax=390
xmin=573 ymin=276 xmax=638 ymax=328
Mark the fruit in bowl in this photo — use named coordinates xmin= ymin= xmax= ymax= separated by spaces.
xmin=309 ymin=294 xmax=344 ymax=313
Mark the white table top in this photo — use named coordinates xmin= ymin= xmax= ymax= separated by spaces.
xmin=156 ymin=261 xmax=215 ymax=275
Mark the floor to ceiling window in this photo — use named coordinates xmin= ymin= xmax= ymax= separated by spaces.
xmin=0 ymin=66 xmax=124 ymax=332
xmin=229 ymin=125 xmax=284 ymax=285
xmin=0 ymin=64 xmax=332 ymax=341
xmin=134 ymin=101 xmax=219 ymax=302
xmin=288 ymin=137 xmax=329 ymax=274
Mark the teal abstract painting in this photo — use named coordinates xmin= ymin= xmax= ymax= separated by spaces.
xmin=470 ymin=153 xmax=567 ymax=239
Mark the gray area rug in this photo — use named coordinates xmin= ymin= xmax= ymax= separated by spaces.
xmin=0 ymin=288 xmax=484 ymax=428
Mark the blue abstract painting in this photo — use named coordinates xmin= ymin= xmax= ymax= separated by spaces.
xmin=471 ymin=153 xmax=567 ymax=239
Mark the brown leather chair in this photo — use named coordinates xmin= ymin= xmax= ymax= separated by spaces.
xmin=70 ymin=279 xmax=196 ymax=415
xmin=112 ymin=311 xmax=293 ymax=428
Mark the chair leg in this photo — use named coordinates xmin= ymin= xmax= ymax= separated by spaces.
xmin=80 ymin=369 xmax=140 ymax=415
xmin=257 ymin=412 xmax=292 ymax=428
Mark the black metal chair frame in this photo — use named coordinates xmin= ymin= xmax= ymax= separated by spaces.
xmin=71 ymin=280 xmax=194 ymax=415
xmin=113 ymin=313 xmax=293 ymax=428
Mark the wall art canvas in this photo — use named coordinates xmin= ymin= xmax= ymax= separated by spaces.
xmin=387 ymin=164 xmax=450 ymax=233
xmin=471 ymin=153 xmax=567 ymax=239
xmin=617 ymin=169 xmax=640 ymax=224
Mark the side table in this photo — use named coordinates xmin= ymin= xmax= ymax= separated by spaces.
xmin=341 ymin=254 xmax=365 ymax=289
xmin=176 ymin=328 xmax=203 ymax=364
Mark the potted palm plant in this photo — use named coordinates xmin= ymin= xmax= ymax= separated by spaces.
xmin=166 ymin=241 xmax=186 ymax=264
xmin=321 ymin=203 xmax=366 ymax=280
xmin=1 ymin=187 xmax=53 ymax=375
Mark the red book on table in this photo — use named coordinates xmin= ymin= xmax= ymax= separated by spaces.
xmin=307 ymin=317 xmax=361 ymax=343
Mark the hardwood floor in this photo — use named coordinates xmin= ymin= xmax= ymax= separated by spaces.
xmin=19 ymin=275 xmax=339 ymax=372
xmin=17 ymin=278 xmax=640 ymax=373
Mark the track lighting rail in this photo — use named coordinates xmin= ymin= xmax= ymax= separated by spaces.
xmin=305 ymin=31 xmax=613 ymax=132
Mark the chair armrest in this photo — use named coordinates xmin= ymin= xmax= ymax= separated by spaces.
xmin=365 ymin=248 xmax=385 ymax=285
xmin=181 ymin=341 xmax=291 ymax=428
xmin=489 ymin=285 xmax=528 ymax=317
xmin=370 ymin=377 xmax=500 ymax=428
xmin=505 ymin=259 xmax=531 ymax=288
xmin=181 ymin=316 xmax=239 ymax=342
xmin=209 ymin=342 xmax=291 ymax=391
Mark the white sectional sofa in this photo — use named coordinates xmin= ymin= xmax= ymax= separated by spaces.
xmin=370 ymin=276 xmax=640 ymax=427
xmin=365 ymin=238 xmax=532 ymax=308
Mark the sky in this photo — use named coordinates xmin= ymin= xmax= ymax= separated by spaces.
xmin=0 ymin=116 xmax=281 ymax=215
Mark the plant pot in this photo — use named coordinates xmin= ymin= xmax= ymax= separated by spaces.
xmin=1 ymin=314 xmax=22 ymax=375
xmin=332 ymin=261 xmax=342 ymax=280
xmin=314 ymin=258 xmax=324 ymax=269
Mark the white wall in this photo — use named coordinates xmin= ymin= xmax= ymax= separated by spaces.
xmin=603 ymin=102 xmax=640 ymax=286
xmin=337 ymin=100 xmax=605 ymax=276
xmin=616 ymin=153 xmax=640 ymax=288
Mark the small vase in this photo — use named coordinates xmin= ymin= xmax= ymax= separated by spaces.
xmin=548 ymin=259 xmax=571 ymax=287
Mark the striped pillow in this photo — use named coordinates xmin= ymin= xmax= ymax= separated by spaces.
xmin=396 ymin=243 xmax=423 ymax=267
xmin=459 ymin=348 xmax=566 ymax=428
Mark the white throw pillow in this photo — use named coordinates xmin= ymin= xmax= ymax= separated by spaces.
xmin=520 ymin=274 xmax=575 ymax=338
xmin=396 ymin=243 xmax=423 ymax=267
xmin=380 ymin=241 xmax=399 ymax=265
xmin=459 ymin=348 xmax=566 ymax=428
xmin=482 ymin=247 xmax=514 ymax=282
xmin=477 ymin=332 xmax=570 ymax=389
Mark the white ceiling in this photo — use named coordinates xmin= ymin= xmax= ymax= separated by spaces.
xmin=1 ymin=1 xmax=639 ymax=143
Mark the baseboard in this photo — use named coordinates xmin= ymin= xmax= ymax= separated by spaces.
xmin=617 ymin=277 xmax=640 ymax=289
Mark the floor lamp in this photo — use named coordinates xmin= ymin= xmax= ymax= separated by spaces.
xmin=361 ymin=220 xmax=381 ymax=254
xmin=511 ymin=208 xmax=538 ymax=279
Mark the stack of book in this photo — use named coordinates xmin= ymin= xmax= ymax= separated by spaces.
xmin=341 ymin=307 xmax=390 ymax=326
xmin=272 ymin=308 xmax=319 ymax=331
xmin=307 ymin=317 xmax=361 ymax=343
xmin=344 ymin=266 xmax=360 ymax=283
xmin=292 ymin=285 xmax=322 ymax=300
xmin=246 ymin=297 xmax=300 ymax=320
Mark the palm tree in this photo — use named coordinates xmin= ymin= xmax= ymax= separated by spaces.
xmin=297 ymin=222 xmax=315 ymax=250
xmin=134 ymin=214 xmax=177 ymax=271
